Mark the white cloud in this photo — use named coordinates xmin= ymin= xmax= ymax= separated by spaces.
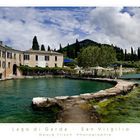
xmin=0 ymin=7 xmax=140 ymax=52
xmin=80 ymin=7 xmax=140 ymax=52
xmin=0 ymin=7 xmax=81 ymax=50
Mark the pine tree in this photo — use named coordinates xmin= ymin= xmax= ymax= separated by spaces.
xmin=32 ymin=36 xmax=40 ymax=50
xmin=41 ymin=44 xmax=45 ymax=51
xmin=47 ymin=46 xmax=51 ymax=51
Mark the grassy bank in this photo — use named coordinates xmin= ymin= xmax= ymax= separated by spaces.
xmin=89 ymin=86 xmax=140 ymax=123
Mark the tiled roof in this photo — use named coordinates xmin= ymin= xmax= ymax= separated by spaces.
xmin=0 ymin=44 xmax=22 ymax=52
xmin=0 ymin=44 xmax=63 ymax=55
xmin=24 ymin=49 xmax=63 ymax=55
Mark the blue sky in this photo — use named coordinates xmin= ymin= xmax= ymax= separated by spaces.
xmin=0 ymin=7 xmax=139 ymax=52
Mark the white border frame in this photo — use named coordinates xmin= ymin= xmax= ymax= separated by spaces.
xmin=0 ymin=0 xmax=139 ymax=7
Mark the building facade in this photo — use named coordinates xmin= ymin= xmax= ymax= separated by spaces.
xmin=0 ymin=42 xmax=63 ymax=79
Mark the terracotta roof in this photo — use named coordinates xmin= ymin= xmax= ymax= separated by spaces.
xmin=0 ymin=44 xmax=63 ymax=55
xmin=24 ymin=49 xmax=63 ymax=55
xmin=0 ymin=44 xmax=22 ymax=52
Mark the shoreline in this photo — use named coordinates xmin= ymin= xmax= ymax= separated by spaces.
xmin=1 ymin=75 xmax=137 ymax=103
xmin=0 ymin=74 xmax=66 ymax=81
xmin=0 ymin=75 xmax=138 ymax=122
xmin=31 ymin=76 xmax=138 ymax=123
xmin=32 ymin=76 xmax=138 ymax=102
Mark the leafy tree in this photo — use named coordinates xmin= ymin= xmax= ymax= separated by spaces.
xmin=32 ymin=36 xmax=40 ymax=50
xmin=41 ymin=44 xmax=45 ymax=51
xmin=57 ymin=38 xmax=140 ymax=63
xmin=59 ymin=39 xmax=100 ymax=59
xmin=77 ymin=46 xmax=116 ymax=68
xmin=60 ymin=39 xmax=125 ymax=61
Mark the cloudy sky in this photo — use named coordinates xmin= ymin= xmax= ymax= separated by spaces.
xmin=0 ymin=7 xmax=140 ymax=52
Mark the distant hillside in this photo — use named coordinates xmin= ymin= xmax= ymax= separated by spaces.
xmin=59 ymin=39 xmax=100 ymax=51
xmin=67 ymin=39 xmax=101 ymax=48
xmin=58 ymin=39 xmax=124 ymax=61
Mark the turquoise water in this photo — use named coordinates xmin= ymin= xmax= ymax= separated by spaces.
xmin=121 ymin=73 xmax=140 ymax=79
xmin=0 ymin=78 xmax=113 ymax=123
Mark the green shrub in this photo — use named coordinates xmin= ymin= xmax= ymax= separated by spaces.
xmin=18 ymin=65 xmax=76 ymax=76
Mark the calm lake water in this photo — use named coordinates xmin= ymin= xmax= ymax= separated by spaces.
xmin=121 ymin=73 xmax=140 ymax=79
xmin=0 ymin=78 xmax=113 ymax=123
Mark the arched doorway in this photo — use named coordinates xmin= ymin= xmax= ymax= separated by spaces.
xmin=13 ymin=64 xmax=17 ymax=75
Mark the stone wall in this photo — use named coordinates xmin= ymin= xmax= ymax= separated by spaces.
xmin=32 ymin=78 xmax=138 ymax=110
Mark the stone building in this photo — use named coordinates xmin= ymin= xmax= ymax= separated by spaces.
xmin=0 ymin=42 xmax=63 ymax=79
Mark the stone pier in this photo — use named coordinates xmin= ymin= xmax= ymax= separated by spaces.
xmin=32 ymin=78 xmax=138 ymax=123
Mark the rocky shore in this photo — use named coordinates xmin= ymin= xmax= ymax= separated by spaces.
xmin=32 ymin=77 xmax=138 ymax=123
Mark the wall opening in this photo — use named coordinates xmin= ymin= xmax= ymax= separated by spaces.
xmin=13 ymin=64 xmax=17 ymax=75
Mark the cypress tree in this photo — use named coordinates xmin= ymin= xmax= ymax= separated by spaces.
xmin=67 ymin=43 xmax=71 ymax=58
xmin=138 ymin=47 xmax=140 ymax=60
xmin=124 ymin=49 xmax=127 ymax=61
xmin=32 ymin=36 xmax=40 ymax=50
xmin=120 ymin=48 xmax=124 ymax=61
xmin=59 ymin=44 xmax=62 ymax=52
xmin=41 ymin=44 xmax=45 ymax=51
xmin=133 ymin=50 xmax=138 ymax=61
xmin=75 ymin=39 xmax=80 ymax=57
xmin=47 ymin=46 xmax=51 ymax=51
xmin=131 ymin=47 xmax=134 ymax=61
